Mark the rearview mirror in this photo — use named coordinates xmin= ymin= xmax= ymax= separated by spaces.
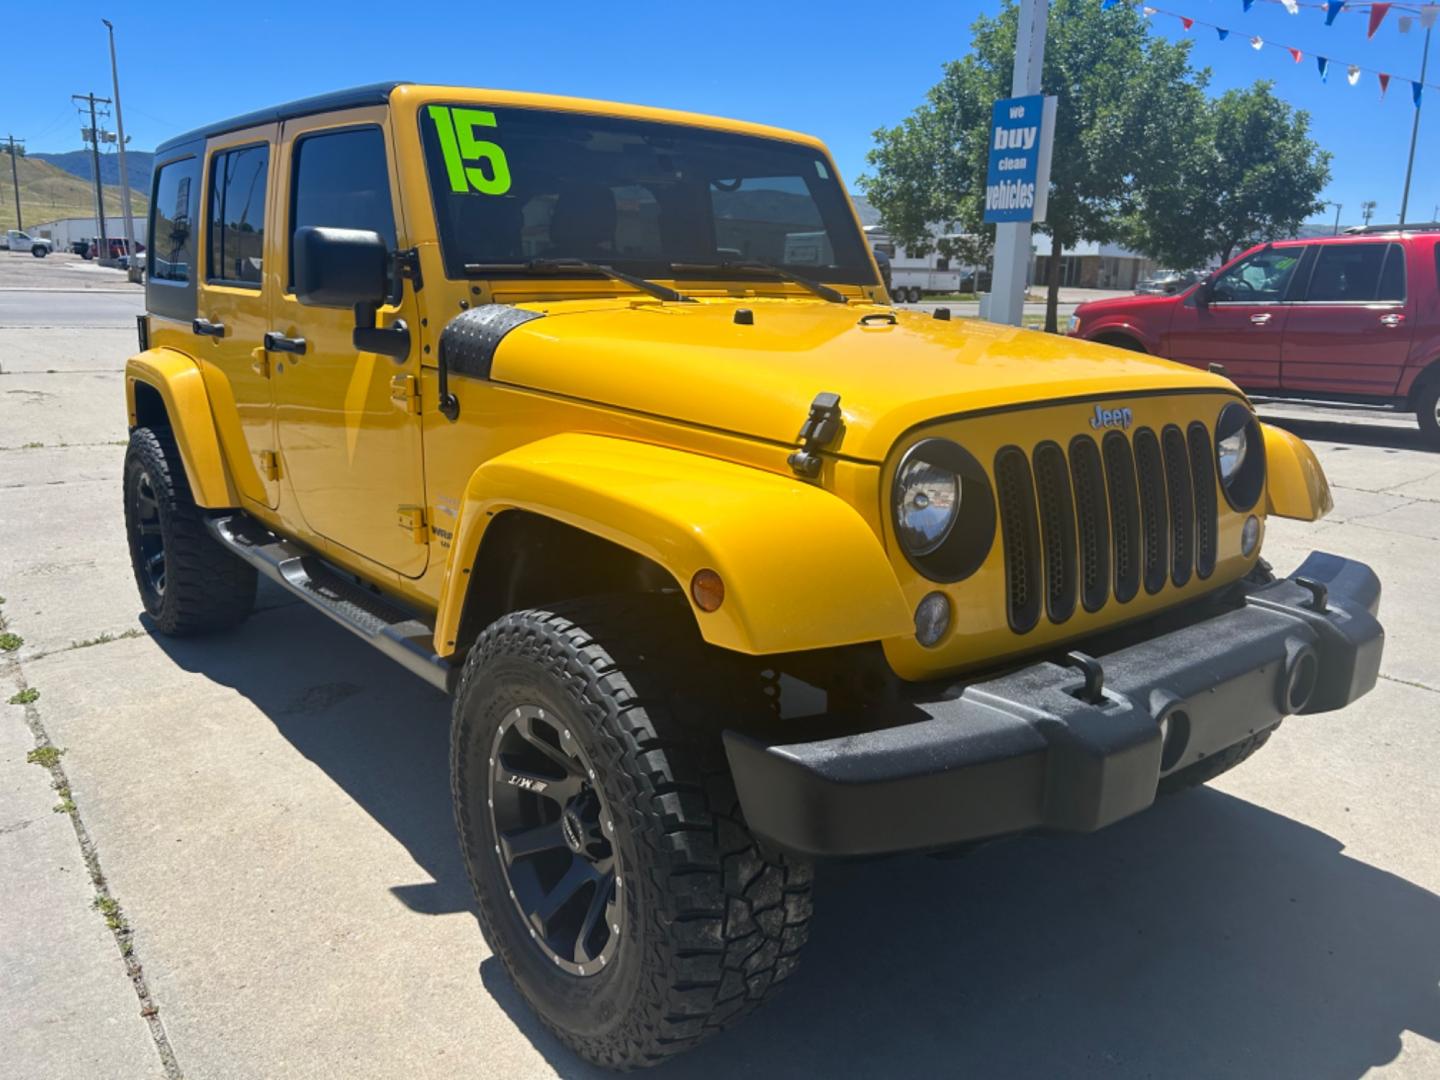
xmin=1194 ymin=280 xmax=1212 ymax=309
xmin=294 ymin=226 xmax=389 ymax=308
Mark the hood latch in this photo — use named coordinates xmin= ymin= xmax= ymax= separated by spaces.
xmin=787 ymin=392 xmax=843 ymax=479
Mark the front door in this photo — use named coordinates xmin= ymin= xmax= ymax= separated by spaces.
xmin=1280 ymin=241 xmax=1413 ymax=397
xmin=1162 ymin=246 xmax=1306 ymax=391
xmin=194 ymin=124 xmax=280 ymax=508
xmin=268 ymin=109 xmax=428 ymax=577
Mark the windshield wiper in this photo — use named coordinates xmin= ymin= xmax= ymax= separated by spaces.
xmin=669 ymin=259 xmax=848 ymax=304
xmin=462 ymin=258 xmax=692 ymax=303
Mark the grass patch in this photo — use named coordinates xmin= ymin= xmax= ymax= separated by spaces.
xmin=0 ymin=632 xmax=22 ymax=652
xmin=26 ymin=745 xmax=64 ymax=768
xmin=21 ymin=441 xmax=43 ymax=449
xmin=92 ymin=894 xmax=129 ymax=934
xmin=69 ymin=628 xmax=143 ymax=651
xmin=8 ymin=687 xmax=38 ymax=705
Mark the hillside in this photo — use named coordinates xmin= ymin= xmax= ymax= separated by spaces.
xmin=32 ymin=149 xmax=153 ymax=195
xmin=0 ymin=154 xmax=145 ymax=232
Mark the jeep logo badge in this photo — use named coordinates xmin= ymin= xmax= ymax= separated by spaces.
xmin=1089 ymin=405 xmax=1133 ymax=431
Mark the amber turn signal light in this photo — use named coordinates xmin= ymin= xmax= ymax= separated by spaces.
xmin=690 ymin=568 xmax=725 ymax=612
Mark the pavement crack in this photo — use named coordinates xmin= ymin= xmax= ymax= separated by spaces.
xmin=1377 ymin=672 xmax=1440 ymax=696
xmin=4 ymin=654 xmax=185 ymax=1080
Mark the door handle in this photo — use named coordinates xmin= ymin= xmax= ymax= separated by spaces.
xmin=1249 ymin=313 xmax=1272 ymax=326
xmin=192 ymin=317 xmax=226 ymax=338
xmin=263 ymin=331 xmax=307 ymax=355
xmin=1379 ymin=313 xmax=1405 ymax=328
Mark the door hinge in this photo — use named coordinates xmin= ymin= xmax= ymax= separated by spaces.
xmin=259 ymin=450 xmax=281 ymax=481
xmin=389 ymin=372 xmax=420 ymax=414
xmin=397 ymin=505 xmax=427 ymax=544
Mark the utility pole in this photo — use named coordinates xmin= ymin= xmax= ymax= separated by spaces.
xmin=1361 ymin=200 xmax=1377 ymax=227
xmin=102 ymin=19 xmax=140 ymax=280
xmin=72 ymin=92 xmax=112 ymax=254
xmin=1323 ymin=201 xmax=1343 ymax=235
xmin=5 ymin=135 xmax=22 ymax=230
xmin=1399 ymin=24 xmax=1431 ymax=226
xmin=988 ymin=0 xmax=1049 ymax=327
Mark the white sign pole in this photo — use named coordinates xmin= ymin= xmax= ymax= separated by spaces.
xmin=987 ymin=0 xmax=1049 ymax=326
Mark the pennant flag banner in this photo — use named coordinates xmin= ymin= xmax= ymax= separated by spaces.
xmin=1423 ymin=5 xmax=1439 ymax=29
xmin=1217 ymin=25 xmax=1231 ymax=37
xmin=1380 ymin=72 xmax=1391 ymax=98
xmin=1369 ymin=2 xmax=1393 ymax=35
xmin=1325 ymin=0 xmax=1345 ymax=24
xmin=1281 ymin=0 xmax=1299 ymax=13
xmin=1252 ymin=33 xmax=1265 ymax=47
xmin=1415 ymin=81 xmax=1425 ymax=107
xmin=1317 ymin=55 xmax=1330 ymax=81
xmin=1348 ymin=64 xmax=1362 ymax=85
xmin=1182 ymin=15 xmax=1195 ymax=27
xmin=1400 ymin=14 xmax=1414 ymax=29
xmin=1289 ymin=46 xmax=1304 ymax=61
xmin=1243 ymin=0 xmax=1255 ymax=10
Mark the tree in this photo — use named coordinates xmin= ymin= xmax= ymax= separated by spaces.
xmin=1361 ymin=199 xmax=1377 ymax=226
xmin=862 ymin=0 xmax=1204 ymax=330
xmin=1124 ymin=81 xmax=1331 ymax=267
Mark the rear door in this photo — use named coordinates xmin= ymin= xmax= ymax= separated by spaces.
xmin=1161 ymin=246 xmax=1306 ymax=390
xmin=194 ymin=124 xmax=280 ymax=508
xmin=1280 ymin=241 xmax=1412 ymax=397
xmin=267 ymin=108 xmax=428 ymax=577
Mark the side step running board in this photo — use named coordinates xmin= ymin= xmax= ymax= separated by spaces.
xmin=205 ymin=514 xmax=459 ymax=694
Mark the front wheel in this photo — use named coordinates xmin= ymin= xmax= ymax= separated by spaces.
xmin=1416 ymin=380 xmax=1440 ymax=449
xmin=451 ymin=596 xmax=813 ymax=1069
xmin=123 ymin=427 xmax=256 ymax=635
xmin=31 ymin=245 xmax=47 ymax=258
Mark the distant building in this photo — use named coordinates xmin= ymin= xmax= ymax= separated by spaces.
xmin=27 ymin=216 xmax=134 ymax=248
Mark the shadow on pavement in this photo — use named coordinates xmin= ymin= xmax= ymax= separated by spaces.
xmin=1260 ymin=412 xmax=1435 ymax=454
xmin=153 ymin=603 xmax=1440 ymax=1079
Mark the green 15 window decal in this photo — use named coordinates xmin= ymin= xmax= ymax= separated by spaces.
xmin=428 ymin=105 xmax=512 ymax=195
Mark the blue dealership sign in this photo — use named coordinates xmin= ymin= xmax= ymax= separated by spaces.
xmin=983 ymin=94 xmax=1056 ymax=224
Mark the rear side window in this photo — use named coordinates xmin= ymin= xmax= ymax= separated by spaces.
xmin=149 ymin=155 xmax=199 ymax=284
xmin=1377 ymin=243 xmax=1406 ymax=302
xmin=288 ymin=126 xmax=396 ymax=287
xmin=1304 ymin=243 xmax=1390 ymax=302
xmin=207 ymin=144 xmax=269 ymax=286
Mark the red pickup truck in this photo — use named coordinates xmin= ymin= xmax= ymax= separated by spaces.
xmin=1068 ymin=228 xmax=1440 ymax=446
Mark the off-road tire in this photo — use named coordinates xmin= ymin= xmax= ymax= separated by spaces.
xmin=451 ymin=595 xmax=813 ymax=1069
xmin=1416 ymin=379 xmax=1440 ymax=449
xmin=31 ymin=245 xmax=46 ymax=258
xmin=123 ymin=426 xmax=256 ymax=635
xmin=1157 ymin=726 xmax=1277 ymax=796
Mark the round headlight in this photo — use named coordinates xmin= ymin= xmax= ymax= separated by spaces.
xmin=891 ymin=439 xmax=996 ymax=582
xmin=895 ymin=456 xmax=960 ymax=556
xmin=1214 ymin=402 xmax=1265 ymax=511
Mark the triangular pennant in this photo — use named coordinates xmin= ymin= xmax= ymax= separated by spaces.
xmin=1289 ymin=47 xmax=1304 ymax=63
xmin=1281 ymin=0 xmax=1299 ymax=12
xmin=1379 ymin=72 xmax=1391 ymax=99
xmin=1347 ymin=64 xmax=1362 ymax=85
xmin=1325 ymin=0 xmax=1345 ymax=26
xmin=1142 ymin=5 xmax=1157 ymax=14
xmin=1181 ymin=16 xmax=1195 ymax=30
xmin=1252 ymin=34 xmax=1265 ymax=49
xmin=1423 ymin=6 xmax=1439 ymax=30
xmin=1217 ymin=26 xmax=1231 ymax=40
xmin=1414 ymin=81 xmax=1424 ymax=107
xmin=1243 ymin=0 xmax=1255 ymax=11
xmin=1368 ymin=2 xmax=1391 ymax=38
xmin=1317 ymin=55 xmax=1330 ymax=81
xmin=1399 ymin=14 xmax=1414 ymax=31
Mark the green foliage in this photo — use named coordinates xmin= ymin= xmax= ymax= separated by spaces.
xmin=1123 ymin=81 xmax=1331 ymax=266
xmin=26 ymin=745 xmax=64 ymax=768
xmin=0 ymin=632 xmax=22 ymax=652
xmin=8 ymin=687 xmax=39 ymax=705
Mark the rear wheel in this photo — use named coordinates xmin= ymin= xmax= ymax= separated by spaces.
xmin=451 ymin=595 xmax=813 ymax=1069
xmin=1416 ymin=379 xmax=1440 ymax=449
xmin=123 ymin=427 xmax=256 ymax=635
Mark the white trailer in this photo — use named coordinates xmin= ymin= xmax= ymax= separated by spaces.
xmin=865 ymin=225 xmax=985 ymax=303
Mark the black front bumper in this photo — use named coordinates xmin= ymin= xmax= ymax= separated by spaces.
xmin=724 ymin=552 xmax=1384 ymax=858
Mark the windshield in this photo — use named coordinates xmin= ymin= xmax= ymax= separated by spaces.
xmin=419 ymin=104 xmax=875 ymax=287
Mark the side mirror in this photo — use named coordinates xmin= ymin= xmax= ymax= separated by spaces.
xmin=1194 ymin=280 xmax=1212 ymax=309
xmin=294 ymin=226 xmax=389 ymax=308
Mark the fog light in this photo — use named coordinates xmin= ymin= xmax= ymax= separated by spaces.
xmin=690 ymin=569 xmax=724 ymax=612
xmin=914 ymin=591 xmax=951 ymax=647
xmin=1241 ymin=514 xmax=1261 ymax=557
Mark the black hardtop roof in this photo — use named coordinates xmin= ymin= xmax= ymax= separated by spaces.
xmin=153 ymin=81 xmax=409 ymax=156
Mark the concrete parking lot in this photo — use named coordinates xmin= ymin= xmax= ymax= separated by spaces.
xmin=2 ymin=254 xmax=1438 ymax=1079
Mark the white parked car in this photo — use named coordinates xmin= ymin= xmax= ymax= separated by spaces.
xmin=4 ymin=230 xmax=53 ymax=257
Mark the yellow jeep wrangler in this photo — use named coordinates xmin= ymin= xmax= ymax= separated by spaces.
xmin=124 ymin=81 xmax=1384 ymax=1067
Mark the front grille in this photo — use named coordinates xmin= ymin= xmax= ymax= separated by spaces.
xmin=998 ymin=423 xmax=1221 ymax=633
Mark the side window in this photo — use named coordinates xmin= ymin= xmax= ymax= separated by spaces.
xmin=1304 ymin=243 xmax=1388 ymax=302
xmin=1377 ymin=243 xmax=1407 ymax=302
xmin=207 ymin=144 xmax=269 ymax=286
xmin=1211 ymin=248 xmax=1301 ymax=303
xmin=289 ymin=126 xmax=396 ymax=287
xmin=149 ymin=155 xmax=199 ymax=284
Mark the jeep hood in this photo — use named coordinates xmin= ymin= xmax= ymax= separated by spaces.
xmin=488 ymin=299 xmax=1233 ymax=462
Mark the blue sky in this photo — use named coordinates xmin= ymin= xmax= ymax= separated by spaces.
xmin=9 ymin=0 xmax=1435 ymax=228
